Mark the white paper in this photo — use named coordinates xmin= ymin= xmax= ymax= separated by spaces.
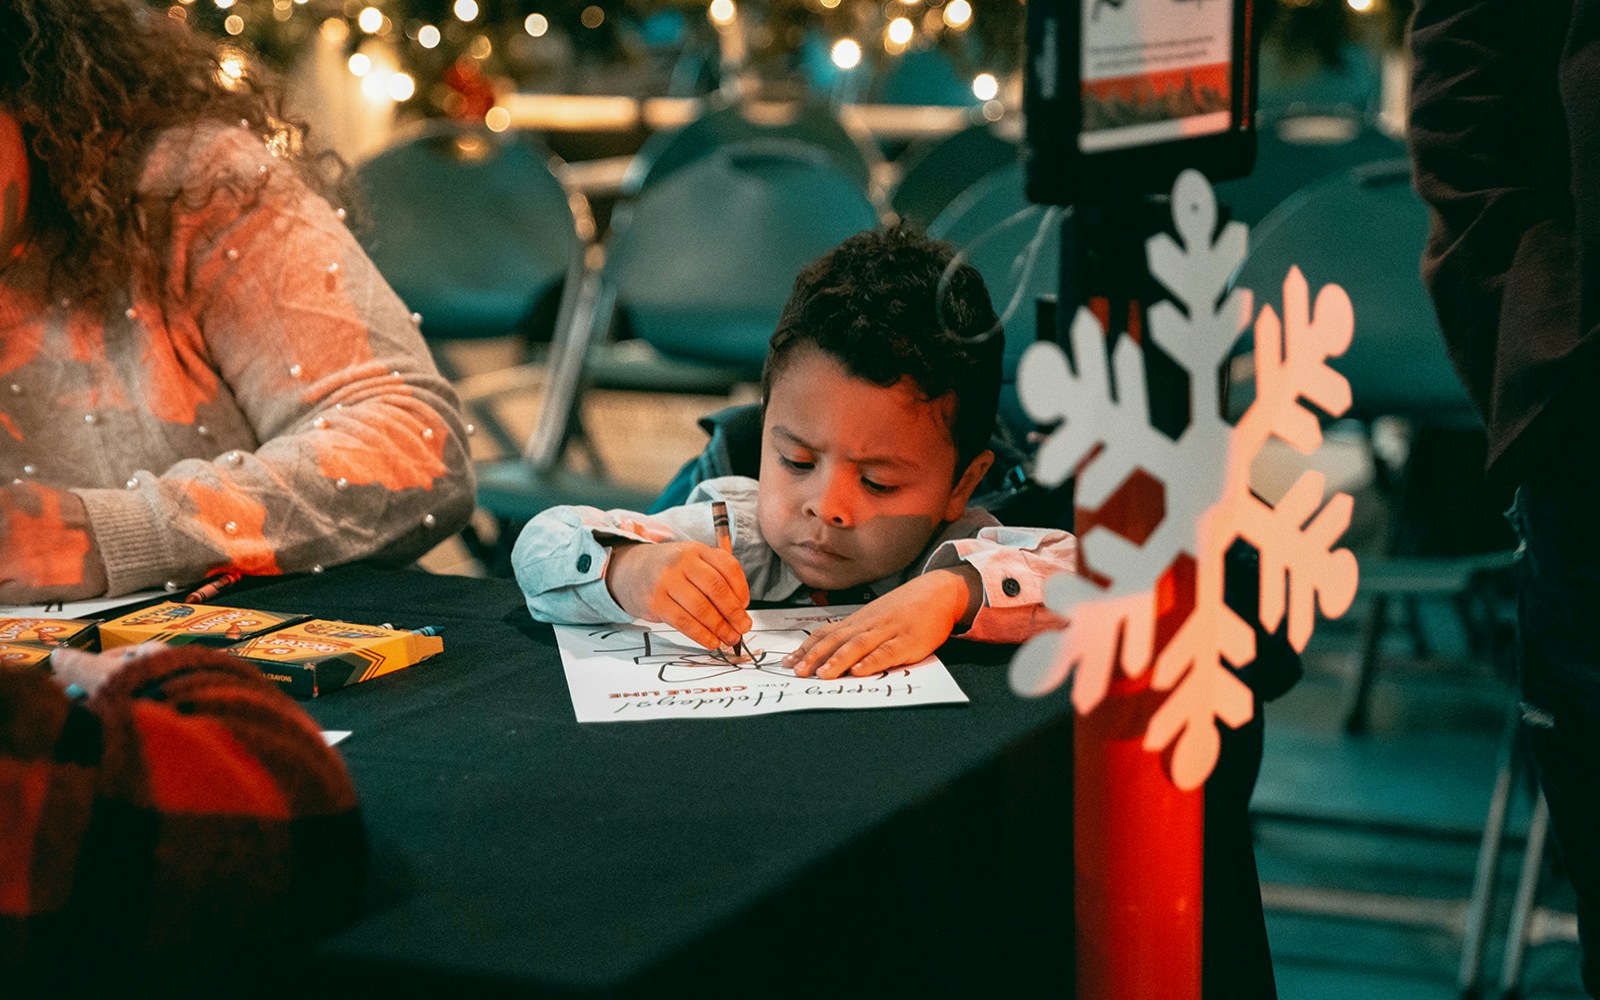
xmin=0 ymin=589 xmax=167 ymax=621
xmin=554 ymin=606 xmax=968 ymax=723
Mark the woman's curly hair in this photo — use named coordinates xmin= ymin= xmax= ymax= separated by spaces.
xmin=0 ymin=0 xmax=334 ymax=304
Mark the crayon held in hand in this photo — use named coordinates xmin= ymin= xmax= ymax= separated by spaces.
xmin=710 ymin=500 xmax=750 ymax=662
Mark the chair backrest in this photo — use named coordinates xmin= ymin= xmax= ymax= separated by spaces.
xmin=927 ymin=161 xmax=1062 ymax=435
xmin=604 ymin=139 xmax=882 ymax=375
xmin=1257 ymin=39 xmax=1383 ymax=122
xmin=1212 ymin=110 xmax=1405 ymax=228
xmin=620 ymin=100 xmax=881 ymax=198
xmin=874 ymin=47 xmax=976 ymax=108
xmin=891 ymin=123 xmax=1019 ymax=229
xmin=351 ymin=121 xmax=589 ymax=341
xmin=1229 ymin=159 xmax=1475 ymax=425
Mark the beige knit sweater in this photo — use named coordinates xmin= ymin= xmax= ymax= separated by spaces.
xmin=0 ymin=122 xmax=476 ymax=596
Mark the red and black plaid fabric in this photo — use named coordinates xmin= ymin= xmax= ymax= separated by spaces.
xmin=0 ymin=646 xmax=366 ymax=988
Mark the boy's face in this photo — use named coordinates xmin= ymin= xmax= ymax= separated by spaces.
xmin=757 ymin=346 xmax=992 ymax=591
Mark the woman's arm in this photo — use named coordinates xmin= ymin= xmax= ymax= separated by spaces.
xmin=72 ymin=125 xmax=477 ymax=595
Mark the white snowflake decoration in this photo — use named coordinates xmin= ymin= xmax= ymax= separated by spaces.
xmin=1009 ymin=169 xmax=1360 ymax=791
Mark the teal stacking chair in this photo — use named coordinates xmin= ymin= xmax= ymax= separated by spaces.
xmin=890 ymin=122 xmax=1019 ymax=230
xmin=619 ymin=99 xmax=883 ymax=200
xmin=1231 ymin=160 xmax=1524 ymax=996
xmin=580 ymin=101 xmax=887 ymax=404
xmin=351 ymin=121 xmax=593 ymax=459
xmin=873 ymin=46 xmax=977 ymax=109
xmin=1213 ymin=110 xmax=1406 ymax=230
xmin=927 ymin=161 xmax=1063 ymax=439
xmin=473 ymin=140 xmax=882 ymax=553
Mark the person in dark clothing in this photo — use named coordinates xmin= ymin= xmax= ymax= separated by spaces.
xmin=1408 ymin=1 xmax=1600 ymax=993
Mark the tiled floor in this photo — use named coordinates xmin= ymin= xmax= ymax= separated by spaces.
xmin=418 ymin=346 xmax=1589 ymax=996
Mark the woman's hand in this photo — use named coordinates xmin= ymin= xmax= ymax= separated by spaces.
xmin=0 ymin=483 xmax=108 ymax=604
xmin=50 ymin=643 xmax=168 ymax=698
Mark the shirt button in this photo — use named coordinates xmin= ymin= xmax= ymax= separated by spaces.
xmin=576 ymin=553 xmax=592 ymax=573
xmin=1001 ymin=577 xmax=1021 ymax=598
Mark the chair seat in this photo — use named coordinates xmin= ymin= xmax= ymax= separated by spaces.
xmin=1355 ymin=551 xmax=1517 ymax=598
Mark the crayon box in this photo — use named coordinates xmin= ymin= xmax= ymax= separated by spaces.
xmin=0 ymin=617 xmax=102 ymax=664
xmin=98 ymin=602 xmax=307 ymax=649
xmin=226 ymin=619 xmax=443 ymax=699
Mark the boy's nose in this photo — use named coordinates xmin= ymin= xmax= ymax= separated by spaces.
xmin=804 ymin=474 xmax=855 ymax=527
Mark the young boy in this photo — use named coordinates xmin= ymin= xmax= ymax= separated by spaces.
xmin=513 ymin=226 xmax=1076 ymax=679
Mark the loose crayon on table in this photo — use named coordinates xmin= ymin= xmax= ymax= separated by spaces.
xmin=184 ymin=570 xmax=242 ymax=604
xmin=709 ymin=500 xmax=750 ymax=662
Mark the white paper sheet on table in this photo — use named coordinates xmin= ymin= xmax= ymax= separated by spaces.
xmin=0 ymin=589 xmax=167 ymax=620
xmin=554 ymin=605 xmax=968 ymax=723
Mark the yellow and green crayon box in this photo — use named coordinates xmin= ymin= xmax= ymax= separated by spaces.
xmin=227 ymin=619 xmax=443 ymax=699
xmin=98 ymin=602 xmax=306 ymax=650
xmin=0 ymin=617 xmax=101 ymax=651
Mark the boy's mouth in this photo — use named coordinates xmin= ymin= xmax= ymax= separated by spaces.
xmin=789 ymin=539 xmax=848 ymax=564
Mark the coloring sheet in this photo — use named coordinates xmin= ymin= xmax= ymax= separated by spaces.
xmin=0 ymin=589 xmax=165 ymax=621
xmin=554 ymin=605 xmax=969 ymax=722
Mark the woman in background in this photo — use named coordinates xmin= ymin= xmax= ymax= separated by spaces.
xmin=0 ymin=0 xmax=475 ymax=605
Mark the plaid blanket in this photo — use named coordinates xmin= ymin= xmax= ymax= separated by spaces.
xmin=0 ymin=646 xmax=365 ymax=987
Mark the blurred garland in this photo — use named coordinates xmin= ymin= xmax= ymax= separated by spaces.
xmin=158 ymin=0 xmax=1412 ymax=118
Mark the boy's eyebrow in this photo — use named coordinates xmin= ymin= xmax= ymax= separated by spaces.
xmin=769 ymin=425 xmax=914 ymax=468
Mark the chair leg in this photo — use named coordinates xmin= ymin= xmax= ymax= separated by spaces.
xmin=1403 ymin=594 xmax=1432 ymax=659
xmin=1342 ymin=594 xmax=1389 ymax=734
xmin=1457 ymin=704 xmax=1523 ymax=997
xmin=1498 ymin=792 xmax=1551 ymax=999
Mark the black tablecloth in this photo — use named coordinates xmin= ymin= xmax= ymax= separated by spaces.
xmin=217 ymin=565 xmax=1080 ymax=996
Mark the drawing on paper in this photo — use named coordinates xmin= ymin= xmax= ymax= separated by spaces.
xmin=586 ymin=621 xmax=915 ymax=684
xmin=553 ymin=605 xmax=968 ymax=722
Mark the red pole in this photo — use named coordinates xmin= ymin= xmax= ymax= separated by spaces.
xmin=1073 ymin=394 xmax=1206 ymax=997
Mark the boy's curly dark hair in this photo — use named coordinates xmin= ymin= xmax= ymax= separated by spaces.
xmin=0 ymin=0 xmax=331 ymax=304
xmin=762 ymin=225 xmax=1004 ymax=475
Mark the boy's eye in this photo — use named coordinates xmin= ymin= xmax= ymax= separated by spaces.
xmin=777 ymin=455 xmax=813 ymax=472
xmin=861 ymin=477 xmax=899 ymax=496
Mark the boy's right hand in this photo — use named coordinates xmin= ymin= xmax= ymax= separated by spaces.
xmin=605 ymin=541 xmax=752 ymax=651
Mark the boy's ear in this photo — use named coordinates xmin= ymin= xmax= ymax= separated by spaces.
xmin=944 ymin=449 xmax=995 ymax=522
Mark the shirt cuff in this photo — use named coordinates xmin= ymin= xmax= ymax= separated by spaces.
xmin=73 ymin=484 xmax=177 ymax=597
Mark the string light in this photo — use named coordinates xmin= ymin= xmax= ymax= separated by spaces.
xmin=971 ymin=72 xmax=998 ymax=101
xmin=417 ymin=23 xmax=440 ymax=46
xmin=319 ymin=16 xmax=349 ymax=41
xmin=830 ymin=37 xmax=861 ymax=69
xmin=580 ymin=5 xmax=604 ymax=28
xmin=524 ymin=13 xmax=548 ymax=36
xmin=347 ymin=51 xmax=371 ymax=76
xmin=708 ymin=0 xmax=736 ymax=27
xmin=387 ymin=71 xmax=416 ymax=100
xmin=943 ymin=0 xmax=971 ymax=28
xmin=453 ymin=0 xmax=478 ymax=23
xmin=224 ymin=12 xmax=244 ymax=32
xmin=357 ymin=5 xmax=382 ymax=32
xmin=886 ymin=16 xmax=913 ymax=46
xmin=485 ymin=106 xmax=511 ymax=132
xmin=1346 ymin=0 xmax=1374 ymax=10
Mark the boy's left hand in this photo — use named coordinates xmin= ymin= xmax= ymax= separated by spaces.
xmin=784 ymin=567 xmax=979 ymax=680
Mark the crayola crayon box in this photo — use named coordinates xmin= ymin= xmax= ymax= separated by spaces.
xmin=0 ymin=642 xmax=56 ymax=668
xmin=98 ymin=602 xmax=306 ymax=650
xmin=226 ymin=619 xmax=444 ymax=699
xmin=0 ymin=617 xmax=101 ymax=654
